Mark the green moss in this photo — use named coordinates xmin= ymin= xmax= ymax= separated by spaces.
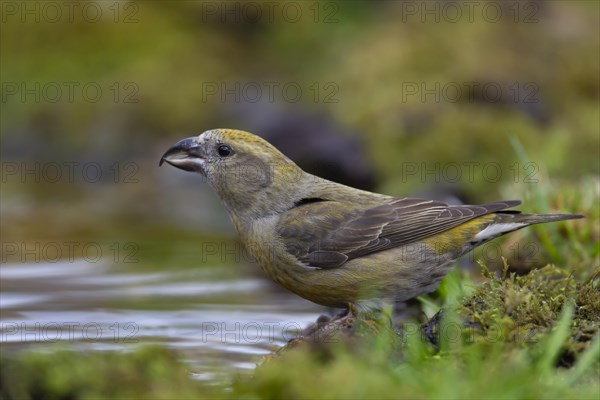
xmin=457 ymin=263 xmax=599 ymax=362
xmin=0 ymin=345 xmax=219 ymax=399
xmin=236 ymin=317 xmax=599 ymax=400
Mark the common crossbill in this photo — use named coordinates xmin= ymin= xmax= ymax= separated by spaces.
xmin=160 ymin=129 xmax=582 ymax=310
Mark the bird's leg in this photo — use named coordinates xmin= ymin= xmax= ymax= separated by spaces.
xmin=325 ymin=303 xmax=356 ymax=323
xmin=334 ymin=303 xmax=357 ymax=328
xmin=347 ymin=302 xmax=358 ymax=316
xmin=301 ymin=305 xmax=354 ymax=340
xmin=350 ymin=301 xmax=398 ymax=336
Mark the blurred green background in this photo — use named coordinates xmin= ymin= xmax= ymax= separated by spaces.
xmin=1 ymin=0 xmax=599 ymax=398
xmin=2 ymin=0 xmax=598 ymax=242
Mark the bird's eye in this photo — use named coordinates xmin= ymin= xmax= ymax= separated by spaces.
xmin=217 ymin=144 xmax=233 ymax=157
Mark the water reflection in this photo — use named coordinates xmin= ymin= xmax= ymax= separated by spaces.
xmin=0 ymin=256 xmax=324 ymax=384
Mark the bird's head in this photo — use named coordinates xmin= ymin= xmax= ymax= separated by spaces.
xmin=160 ymin=129 xmax=311 ymax=218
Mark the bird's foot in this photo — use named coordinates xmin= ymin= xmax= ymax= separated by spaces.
xmin=300 ymin=302 xmax=394 ymax=343
xmin=301 ymin=307 xmax=353 ymax=339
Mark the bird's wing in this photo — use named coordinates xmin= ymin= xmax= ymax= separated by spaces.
xmin=276 ymin=198 xmax=521 ymax=269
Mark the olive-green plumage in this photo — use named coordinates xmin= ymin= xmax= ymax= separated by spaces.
xmin=160 ymin=129 xmax=583 ymax=309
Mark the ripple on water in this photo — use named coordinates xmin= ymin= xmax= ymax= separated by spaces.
xmin=0 ymin=259 xmax=325 ymax=384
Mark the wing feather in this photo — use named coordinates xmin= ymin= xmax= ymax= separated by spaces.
xmin=276 ymin=198 xmax=521 ymax=269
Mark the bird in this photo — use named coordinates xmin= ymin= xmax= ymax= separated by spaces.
xmin=159 ymin=129 xmax=583 ymax=311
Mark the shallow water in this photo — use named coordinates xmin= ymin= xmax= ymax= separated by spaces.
xmin=0 ymin=255 xmax=325 ymax=384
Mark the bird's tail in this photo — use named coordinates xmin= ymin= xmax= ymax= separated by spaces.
xmin=496 ymin=212 xmax=584 ymax=225
xmin=473 ymin=212 xmax=583 ymax=242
